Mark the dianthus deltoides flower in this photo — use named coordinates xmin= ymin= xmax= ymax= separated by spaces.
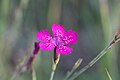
xmin=36 ymin=24 xmax=78 ymax=55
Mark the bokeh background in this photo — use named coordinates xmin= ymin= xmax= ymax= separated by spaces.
xmin=0 ymin=0 xmax=120 ymax=80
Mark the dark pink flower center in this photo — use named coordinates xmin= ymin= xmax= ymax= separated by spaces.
xmin=51 ymin=37 xmax=64 ymax=47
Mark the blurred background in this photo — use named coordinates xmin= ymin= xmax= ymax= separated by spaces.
xmin=0 ymin=0 xmax=120 ymax=80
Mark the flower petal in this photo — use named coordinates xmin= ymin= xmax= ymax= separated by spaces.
xmin=39 ymin=42 xmax=55 ymax=51
xmin=56 ymin=46 xmax=73 ymax=55
xmin=63 ymin=30 xmax=78 ymax=45
xmin=52 ymin=24 xmax=66 ymax=38
xmin=36 ymin=30 xmax=52 ymax=42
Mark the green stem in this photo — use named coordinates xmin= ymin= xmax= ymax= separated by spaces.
xmin=10 ymin=71 xmax=18 ymax=80
xmin=50 ymin=47 xmax=60 ymax=80
xmin=50 ymin=63 xmax=57 ymax=80
xmin=32 ymin=66 xmax=37 ymax=80
xmin=64 ymin=68 xmax=76 ymax=80
xmin=64 ymin=59 xmax=83 ymax=80
xmin=50 ymin=71 xmax=55 ymax=80
xmin=69 ymin=41 xmax=115 ymax=80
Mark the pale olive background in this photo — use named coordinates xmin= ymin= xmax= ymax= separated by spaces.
xmin=0 ymin=0 xmax=120 ymax=80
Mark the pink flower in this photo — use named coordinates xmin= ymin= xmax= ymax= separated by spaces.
xmin=36 ymin=24 xmax=78 ymax=55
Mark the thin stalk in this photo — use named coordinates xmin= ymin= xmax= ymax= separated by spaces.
xmin=50 ymin=71 xmax=55 ymax=80
xmin=10 ymin=42 xmax=40 ymax=80
xmin=65 ymin=68 xmax=76 ymax=80
xmin=10 ymin=70 xmax=18 ymax=80
xmin=10 ymin=55 xmax=35 ymax=80
xmin=105 ymin=68 xmax=112 ymax=80
xmin=64 ymin=59 xmax=83 ymax=80
xmin=32 ymin=66 xmax=37 ymax=80
xmin=50 ymin=47 xmax=60 ymax=80
xmin=50 ymin=63 xmax=57 ymax=80
xmin=69 ymin=40 xmax=115 ymax=80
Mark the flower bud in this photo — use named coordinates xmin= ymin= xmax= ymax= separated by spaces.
xmin=73 ymin=58 xmax=83 ymax=69
xmin=33 ymin=42 xmax=40 ymax=55
xmin=26 ymin=42 xmax=40 ymax=69
xmin=54 ymin=47 xmax=60 ymax=64
xmin=110 ymin=28 xmax=120 ymax=45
